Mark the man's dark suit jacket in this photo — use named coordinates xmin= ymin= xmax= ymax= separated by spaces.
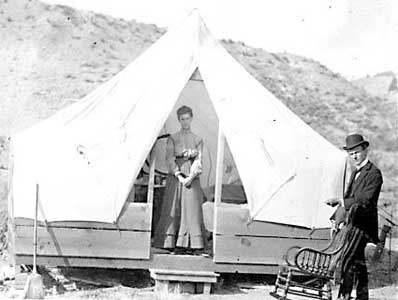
xmin=343 ymin=161 xmax=383 ymax=244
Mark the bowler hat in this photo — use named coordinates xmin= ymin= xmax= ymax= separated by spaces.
xmin=343 ymin=133 xmax=369 ymax=150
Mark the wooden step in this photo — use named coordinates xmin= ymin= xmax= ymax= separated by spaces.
xmin=150 ymin=268 xmax=219 ymax=297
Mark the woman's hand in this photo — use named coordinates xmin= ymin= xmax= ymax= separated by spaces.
xmin=177 ymin=174 xmax=186 ymax=184
xmin=183 ymin=177 xmax=193 ymax=188
xmin=176 ymin=175 xmax=193 ymax=187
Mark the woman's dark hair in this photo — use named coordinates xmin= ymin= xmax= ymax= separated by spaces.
xmin=177 ymin=105 xmax=193 ymax=119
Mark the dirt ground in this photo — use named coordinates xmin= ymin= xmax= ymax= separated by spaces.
xmin=1 ymin=279 xmax=397 ymax=300
xmin=43 ymin=285 xmax=398 ymax=300
xmin=0 ymin=260 xmax=397 ymax=300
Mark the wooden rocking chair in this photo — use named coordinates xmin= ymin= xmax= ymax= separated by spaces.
xmin=270 ymin=219 xmax=350 ymax=300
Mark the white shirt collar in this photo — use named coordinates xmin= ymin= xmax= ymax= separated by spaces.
xmin=357 ymin=158 xmax=369 ymax=170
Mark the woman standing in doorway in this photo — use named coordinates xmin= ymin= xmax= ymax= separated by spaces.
xmin=154 ymin=105 xmax=206 ymax=254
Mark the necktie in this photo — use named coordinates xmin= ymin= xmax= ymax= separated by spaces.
xmin=351 ymin=168 xmax=359 ymax=182
xmin=346 ymin=168 xmax=360 ymax=196
xmin=354 ymin=165 xmax=365 ymax=181
xmin=354 ymin=170 xmax=361 ymax=180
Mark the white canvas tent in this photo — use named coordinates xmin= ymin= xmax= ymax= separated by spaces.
xmin=9 ymin=10 xmax=346 ymax=228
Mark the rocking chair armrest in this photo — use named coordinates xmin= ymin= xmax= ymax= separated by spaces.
xmin=284 ymin=246 xmax=302 ymax=266
xmin=296 ymin=247 xmax=329 ymax=257
xmin=294 ymin=247 xmax=334 ymax=277
xmin=318 ymin=234 xmax=338 ymax=252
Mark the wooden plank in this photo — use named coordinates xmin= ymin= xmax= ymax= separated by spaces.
xmin=16 ymin=253 xmax=215 ymax=271
xmin=116 ymin=184 xmax=135 ymax=223
xmin=118 ymin=203 xmax=151 ymax=230
xmin=14 ymin=226 xmax=150 ymax=259
xmin=15 ymin=252 xmax=280 ymax=274
xmin=150 ymin=269 xmax=219 ymax=283
xmin=151 ymin=274 xmax=217 ymax=283
xmin=211 ymin=203 xmax=330 ymax=239
xmin=213 ymin=129 xmax=225 ymax=256
xmin=13 ymin=202 xmax=151 ymax=231
xmin=214 ymin=235 xmax=330 ymax=265
xmin=151 ymin=269 xmax=219 ymax=276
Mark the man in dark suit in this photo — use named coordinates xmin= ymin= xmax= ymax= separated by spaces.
xmin=326 ymin=133 xmax=383 ymax=300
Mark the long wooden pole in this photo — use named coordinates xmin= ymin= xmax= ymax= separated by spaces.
xmin=147 ymin=150 xmax=156 ymax=234
xmin=213 ymin=128 xmax=225 ymax=257
xmin=33 ymin=183 xmax=39 ymax=274
xmin=7 ymin=142 xmax=15 ymax=266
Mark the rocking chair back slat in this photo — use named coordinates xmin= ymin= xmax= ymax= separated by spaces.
xmin=294 ymin=224 xmax=350 ymax=279
xmin=271 ymin=206 xmax=358 ymax=300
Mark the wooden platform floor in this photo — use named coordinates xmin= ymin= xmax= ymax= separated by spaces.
xmin=15 ymin=247 xmax=280 ymax=274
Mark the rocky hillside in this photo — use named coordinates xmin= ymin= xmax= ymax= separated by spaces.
xmin=0 ymin=0 xmax=396 ymax=217
xmin=352 ymin=71 xmax=397 ymax=100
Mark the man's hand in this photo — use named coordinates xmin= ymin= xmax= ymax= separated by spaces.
xmin=325 ymin=198 xmax=342 ymax=207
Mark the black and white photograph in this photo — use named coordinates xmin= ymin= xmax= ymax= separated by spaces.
xmin=0 ymin=0 xmax=396 ymax=299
